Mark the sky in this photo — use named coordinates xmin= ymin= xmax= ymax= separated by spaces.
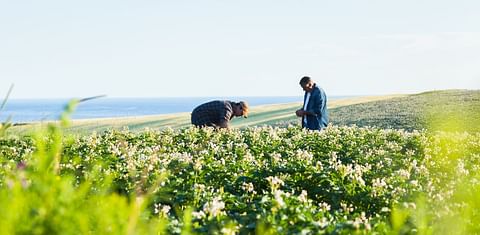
xmin=1 ymin=0 xmax=479 ymax=99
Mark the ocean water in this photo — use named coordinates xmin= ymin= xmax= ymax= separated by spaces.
xmin=1 ymin=96 xmax=350 ymax=123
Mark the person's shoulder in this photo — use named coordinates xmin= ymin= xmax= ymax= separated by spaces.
xmin=224 ymin=101 xmax=233 ymax=110
xmin=204 ymin=100 xmax=224 ymax=106
xmin=314 ymin=84 xmax=326 ymax=94
xmin=312 ymin=84 xmax=321 ymax=94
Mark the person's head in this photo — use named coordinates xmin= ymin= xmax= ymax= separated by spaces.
xmin=299 ymin=76 xmax=315 ymax=92
xmin=233 ymin=101 xmax=249 ymax=118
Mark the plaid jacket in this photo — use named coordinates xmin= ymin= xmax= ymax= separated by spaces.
xmin=191 ymin=100 xmax=234 ymax=127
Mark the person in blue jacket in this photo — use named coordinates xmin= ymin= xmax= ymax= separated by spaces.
xmin=295 ymin=76 xmax=329 ymax=130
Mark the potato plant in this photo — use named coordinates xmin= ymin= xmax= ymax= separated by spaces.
xmin=1 ymin=125 xmax=479 ymax=234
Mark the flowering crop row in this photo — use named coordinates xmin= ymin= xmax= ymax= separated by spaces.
xmin=1 ymin=125 xmax=479 ymax=234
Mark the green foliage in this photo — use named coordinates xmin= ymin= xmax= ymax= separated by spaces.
xmin=0 ymin=99 xmax=167 ymax=235
xmin=1 ymin=124 xmax=479 ymax=234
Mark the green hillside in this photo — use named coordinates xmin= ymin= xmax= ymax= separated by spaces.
xmin=7 ymin=90 xmax=479 ymax=134
xmin=8 ymin=95 xmax=401 ymax=134
xmin=241 ymin=89 xmax=480 ymax=132
xmin=328 ymin=89 xmax=480 ymax=132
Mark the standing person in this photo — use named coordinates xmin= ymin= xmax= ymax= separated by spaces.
xmin=295 ymin=76 xmax=329 ymax=130
xmin=191 ymin=100 xmax=249 ymax=129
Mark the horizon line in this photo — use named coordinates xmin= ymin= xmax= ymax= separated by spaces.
xmin=4 ymin=88 xmax=477 ymax=100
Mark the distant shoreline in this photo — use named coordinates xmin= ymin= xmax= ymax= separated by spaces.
xmin=7 ymin=89 xmax=480 ymax=134
xmin=8 ymin=94 xmax=405 ymax=131
xmin=2 ymin=96 xmax=357 ymax=123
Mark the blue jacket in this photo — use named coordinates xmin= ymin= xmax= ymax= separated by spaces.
xmin=302 ymin=84 xmax=329 ymax=130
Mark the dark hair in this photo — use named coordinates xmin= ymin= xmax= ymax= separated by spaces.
xmin=299 ymin=76 xmax=311 ymax=86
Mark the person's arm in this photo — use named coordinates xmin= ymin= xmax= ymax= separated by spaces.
xmin=296 ymin=96 xmax=320 ymax=117
xmin=295 ymin=109 xmax=304 ymax=117
xmin=296 ymin=109 xmax=316 ymax=117
xmin=306 ymin=90 xmax=323 ymax=116
xmin=217 ymin=119 xmax=230 ymax=129
xmin=216 ymin=104 xmax=232 ymax=129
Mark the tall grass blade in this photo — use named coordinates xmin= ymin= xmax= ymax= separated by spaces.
xmin=0 ymin=84 xmax=14 ymax=112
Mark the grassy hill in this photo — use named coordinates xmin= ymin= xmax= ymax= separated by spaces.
xmin=7 ymin=89 xmax=480 ymax=134
xmin=8 ymin=95 xmax=402 ymax=134
xmin=240 ymin=89 xmax=480 ymax=132
xmin=328 ymin=89 xmax=480 ymax=132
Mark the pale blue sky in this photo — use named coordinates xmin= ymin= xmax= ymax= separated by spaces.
xmin=1 ymin=0 xmax=479 ymax=99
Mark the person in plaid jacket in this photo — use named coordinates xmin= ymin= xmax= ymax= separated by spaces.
xmin=191 ymin=100 xmax=249 ymax=128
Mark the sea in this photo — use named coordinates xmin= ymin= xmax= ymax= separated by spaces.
xmin=1 ymin=96 xmax=351 ymax=123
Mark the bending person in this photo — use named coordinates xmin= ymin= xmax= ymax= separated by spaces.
xmin=191 ymin=100 xmax=249 ymax=129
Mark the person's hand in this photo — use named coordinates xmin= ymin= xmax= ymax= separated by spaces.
xmin=295 ymin=109 xmax=304 ymax=117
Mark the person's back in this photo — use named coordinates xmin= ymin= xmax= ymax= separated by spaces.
xmin=191 ymin=100 xmax=248 ymax=128
xmin=313 ymin=85 xmax=328 ymax=129
xmin=191 ymin=100 xmax=232 ymax=128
